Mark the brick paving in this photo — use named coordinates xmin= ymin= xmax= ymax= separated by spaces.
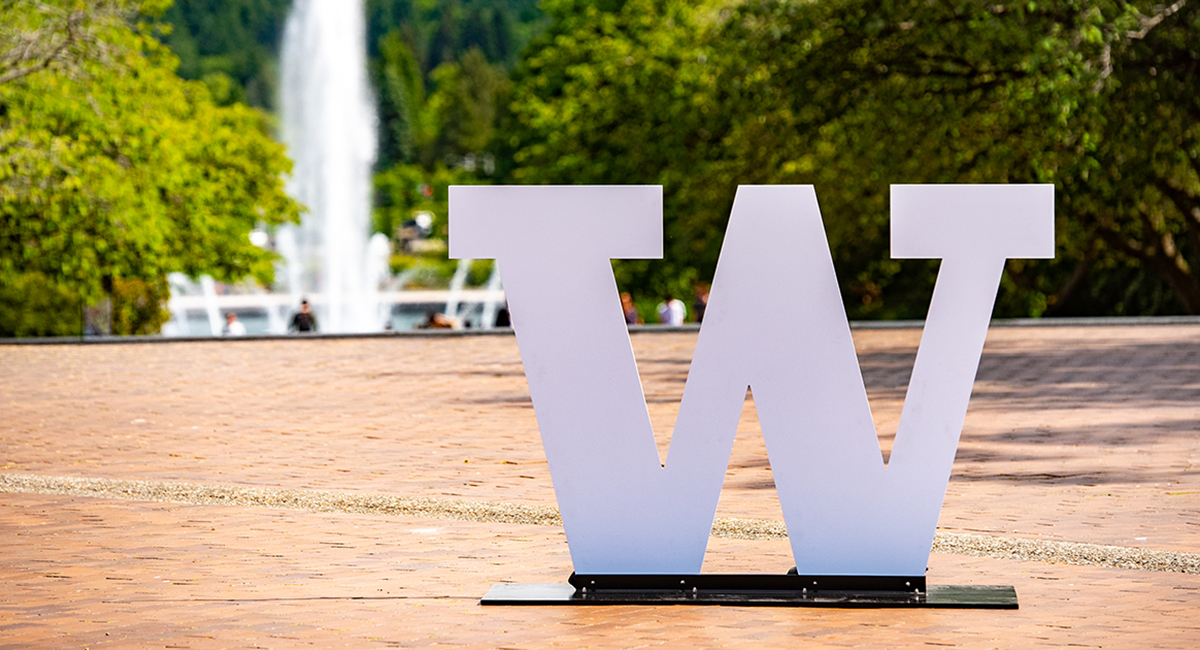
xmin=2 ymin=323 xmax=1199 ymax=647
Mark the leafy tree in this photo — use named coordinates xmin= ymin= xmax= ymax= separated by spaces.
xmin=366 ymin=0 xmax=417 ymax=60
xmin=0 ymin=0 xmax=301 ymax=336
xmin=0 ymin=271 xmax=84 ymax=337
xmin=0 ymin=0 xmax=135 ymax=85
xmin=375 ymin=31 xmax=427 ymax=166
xmin=502 ymin=0 xmax=1200 ymax=317
xmin=502 ymin=0 xmax=723 ymax=301
xmin=425 ymin=47 xmax=509 ymax=165
xmin=367 ymin=0 xmax=542 ymax=71
xmin=110 ymin=276 xmax=171 ymax=335
xmin=369 ymin=4 xmax=529 ymax=287
xmin=371 ymin=44 xmax=507 ymax=285
xmin=489 ymin=3 xmax=515 ymax=64
xmin=427 ymin=1 xmax=461 ymax=74
xmin=709 ymin=0 xmax=1200 ymax=318
xmin=157 ymin=0 xmax=291 ymax=109
xmin=1060 ymin=1 xmax=1200 ymax=314
xmin=701 ymin=0 xmax=1099 ymax=318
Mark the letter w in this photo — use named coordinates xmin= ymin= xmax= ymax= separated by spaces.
xmin=450 ymin=184 xmax=1053 ymax=576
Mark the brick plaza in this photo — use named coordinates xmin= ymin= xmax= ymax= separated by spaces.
xmin=2 ymin=322 xmax=1199 ymax=648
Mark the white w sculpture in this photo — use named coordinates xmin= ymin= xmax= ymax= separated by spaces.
xmin=450 ymin=184 xmax=1053 ymax=577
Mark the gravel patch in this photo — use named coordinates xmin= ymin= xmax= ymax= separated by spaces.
xmin=0 ymin=472 xmax=561 ymax=527
xmin=931 ymin=531 xmax=1200 ymax=575
xmin=3 ymin=472 xmax=1197 ymax=575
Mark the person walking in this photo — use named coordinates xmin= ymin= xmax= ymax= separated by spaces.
xmin=289 ymin=299 xmax=318 ymax=333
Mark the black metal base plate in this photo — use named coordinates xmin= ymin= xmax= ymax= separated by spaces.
xmin=481 ymin=583 xmax=1017 ymax=609
xmin=569 ymin=572 xmax=926 ymax=592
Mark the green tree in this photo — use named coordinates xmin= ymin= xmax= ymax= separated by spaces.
xmin=0 ymin=271 xmax=84 ymax=337
xmin=0 ymin=0 xmax=136 ymax=85
xmin=375 ymin=30 xmax=427 ymax=166
xmin=489 ymin=4 xmax=515 ymax=64
xmin=426 ymin=46 xmax=509 ymax=164
xmin=427 ymin=1 xmax=461 ymax=74
xmin=710 ymin=0 xmax=1200 ymax=317
xmin=702 ymin=1 xmax=1095 ymax=317
xmin=502 ymin=0 xmax=1200 ymax=318
xmin=502 ymin=0 xmax=722 ymax=301
xmin=157 ymin=0 xmax=291 ymax=109
xmin=461 ymin=5 xmax=494 ymax=59
xmin=0 ymin=0 xmax=301 ymax=336
xmin=1060 ymin=1 xmax=1200 ymax=314
xmin=369 ymin=3 xmax=537 ymax=291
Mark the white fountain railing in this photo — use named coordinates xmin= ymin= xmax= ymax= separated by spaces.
xmin=444 ymin=258 xmax=473 ymax=322
xmin=162 ymin=287 xmax=506 ymax=336
xmin=479 ymin=264 xmax=504 ymax=329
xmin=199 ymin=276 xmax=222 ymax=336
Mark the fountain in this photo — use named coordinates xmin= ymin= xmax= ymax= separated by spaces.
xmin=159 ymin=1 xmax=502 ymax=336
xmin=276 ymin=0 xmax=380 ymax=333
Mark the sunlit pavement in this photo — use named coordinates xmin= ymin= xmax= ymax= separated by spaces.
xmin=2 ymin=323 xmax=1199 ymax=648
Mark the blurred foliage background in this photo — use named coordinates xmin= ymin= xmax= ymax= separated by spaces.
xmin=504 ymin=0 xmax=1200 ymax=319
xmin=2 ymin=0 xmax=1198 ymax=335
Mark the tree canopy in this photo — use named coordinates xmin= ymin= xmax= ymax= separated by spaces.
xmin=503 ymin=0 xmax=1200 ymax=318
xmin=6 ymin=0 xmax=1197 ymax=335
xmin=157 ymin=0 xmax=292 ymax=109
xmin=0 ymin=0 xmax=301 ymax=336
xmin=367 ymin=2 xmax=533 ymax=284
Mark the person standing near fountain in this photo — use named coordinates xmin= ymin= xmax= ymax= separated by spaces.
xmin=290 ymin=299 xmax=319 ymax=333
xmin=222 ymin=312 xmax=247 ymax=336
xmin=621 ymin=292 xmax=642 ymax=325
